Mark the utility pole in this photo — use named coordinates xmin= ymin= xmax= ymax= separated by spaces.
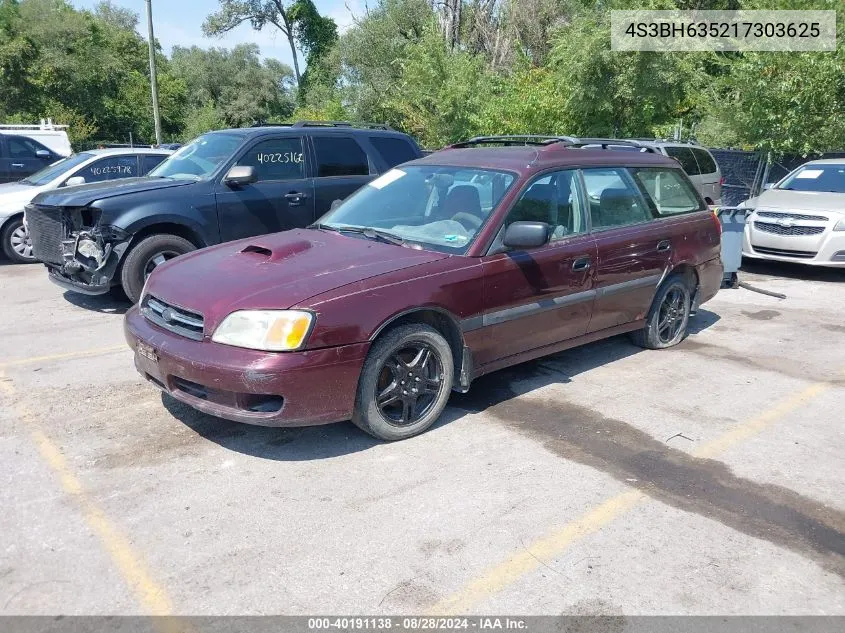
xmin=145 ymin=0 xmax=162 ymax=146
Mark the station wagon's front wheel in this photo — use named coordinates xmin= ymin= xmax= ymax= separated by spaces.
xmin=353 ymin=324 xmax=453 ymax=441
xmin=631 ymin=274 xmax=692 ymax=350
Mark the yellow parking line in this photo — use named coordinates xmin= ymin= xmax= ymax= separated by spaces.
xmin=0 ymin=345 xmax=126 ymax=369
xmin=0 ymin=371 xmax=174 ymax=616
xmin=428 ymin=379 xmax=833 ymax=615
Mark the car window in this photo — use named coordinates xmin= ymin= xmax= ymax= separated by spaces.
xmin=150 ymin=132 xmax=243 ymax=180
xmin=141 ymin=154 xmax=167 ymax=175
xmin=777 ymin=164 xmax=845 ymax=193
xmin=319 ymin=166 xmax=516 ymax=254
xmin=21 ymin=153 xmax=94 ymax=185
xmin=582 ymin=168 xmax=652 ymax=229
xmin=75 ymin=155 xmax=139 ymax=182
xmin=314 ymin=136 xmax=369 ymax=177
xmin=368 ymin=136 xmax=418 ymax=168
xmin=236 ymin=138 xmax=305 ymax=181
xmin=505 ymin=170 xmax=587 ymax=241
xmin=665 ymin=147 xmax=700 ymax=175
xmin=692 ymin=148 xmax=718 ymax=175
xmin=7 ymin=136 xmax=44 ymax=158
xmin=631 ymin=168 xmax=704 ymax=216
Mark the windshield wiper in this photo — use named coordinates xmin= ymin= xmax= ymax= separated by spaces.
xmin=308 ymin=224 xmax=408 ymax=246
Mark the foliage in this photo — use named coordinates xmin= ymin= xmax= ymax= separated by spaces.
xmin=169 ymin=44 xmax=295 ymax=132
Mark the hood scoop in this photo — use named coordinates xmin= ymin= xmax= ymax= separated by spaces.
xmin=239 ymin=239 xmax=312 ymax=262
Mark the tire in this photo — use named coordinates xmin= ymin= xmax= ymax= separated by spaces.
xmin=120 ymin=234 xmax=195 ymax=303
xmin=1 ymin=216 xmax=35 ymax=264
xmin=630 ymin=274 xmax=692 ymax=350
xmin=352 ymin=324 xmax=454 ymax=441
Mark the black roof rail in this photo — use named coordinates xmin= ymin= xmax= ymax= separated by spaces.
xmin=449 ymin=135 xmax=579 ymax=148
xmin=250 ymin=122 xmax=293 ymax=127
xmin=290 ymin=120 xmax=394 ymax=130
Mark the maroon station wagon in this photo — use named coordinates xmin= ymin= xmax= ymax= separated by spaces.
xmin=124 ymin=137 xmax=723 ymax=440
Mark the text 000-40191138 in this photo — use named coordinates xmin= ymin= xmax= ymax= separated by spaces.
xmin=610 ymin=10 xmax=837 ymax=52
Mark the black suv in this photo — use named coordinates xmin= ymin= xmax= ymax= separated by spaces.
xmin=27 ymin=122 xmax=422 ymax=302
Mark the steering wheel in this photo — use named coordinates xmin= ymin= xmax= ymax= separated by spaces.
xmin=450 ymin=212 xmax=482 ymax=232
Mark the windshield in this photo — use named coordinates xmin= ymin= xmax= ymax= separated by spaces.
xmin=21 ymin=153 xmax=94 ymax=186
xmin=149 ymin=132 xmax=243 ymax=180
xmin=315 ymin=166 xmax=517 ymax=253
xmin=777 ymin=164 xmax=845 ymax=193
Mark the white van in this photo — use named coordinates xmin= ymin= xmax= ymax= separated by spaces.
xmin=0 ymin=119 xmax=72 ymax=157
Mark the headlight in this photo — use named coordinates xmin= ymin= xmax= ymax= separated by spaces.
xmin=212 ymin=310 xmax=314 ymax=351
xmin=834 ymin=218 xmax=845 ymax=231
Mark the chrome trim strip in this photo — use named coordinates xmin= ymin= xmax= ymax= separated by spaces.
xmin=595 ymin=273 xmax=662 ymax=298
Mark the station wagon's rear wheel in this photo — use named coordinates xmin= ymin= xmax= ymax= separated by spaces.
xmin=631 ymin=274 xmax=692 ymax=350
xmin=353 ymin=324 xmax=453 ymax=441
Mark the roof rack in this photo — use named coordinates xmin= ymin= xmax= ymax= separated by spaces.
xmin=249 ymin=120 xmax=393 ymax=130
xmin=449 ymin=135 xmax=579 ymax=148
xmin=0 ymin=118 xmax=68 ymax=131
xmin=291 ymin=120 xmax=394 ymax=130
xmin=448 ymin=135 xmax=655 ymax=152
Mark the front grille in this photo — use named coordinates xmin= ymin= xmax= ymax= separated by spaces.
xmin=26 ymin=204 xmax=65 ymax=264
xmin=142 ymin=295 xmax=204 ymax=340
xmin=756 ymin=210 xmax=827 ymax=222
xmin=753 ymin=246 xmax=817 ymax=259
xmin=753 ymin=221 xmax=825 ymax=237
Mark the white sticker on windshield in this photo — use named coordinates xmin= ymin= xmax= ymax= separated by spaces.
xmin=795 ymin=169 xmax=823 ymax=179
xmin=368 ymin=169 xmax=406 ymax=189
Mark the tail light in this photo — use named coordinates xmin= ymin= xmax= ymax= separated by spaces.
xmin=719 ymin=176 xmax=725 ymax=186
xmin=711 ymin=208 xmax=722 ymax=234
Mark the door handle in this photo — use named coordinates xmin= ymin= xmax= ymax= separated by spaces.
xmin=284 ymin=191 xmax=308 ymax=206
xmin=11 ymin=163 xmax=24 ymax=168
xmin=572 ymin=256 xmax=591 ymax=271
xmin=657 ymin=240 xmax=672 ymax=252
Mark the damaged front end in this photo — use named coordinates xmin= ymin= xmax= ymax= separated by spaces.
xmin=28 ymin=203 xmax=131 ymax=295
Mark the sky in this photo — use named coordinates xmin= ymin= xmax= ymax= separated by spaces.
xmin=71 ymin=0 xmax=366 ymax=68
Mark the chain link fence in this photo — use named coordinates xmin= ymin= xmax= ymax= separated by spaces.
xmin=709 ymin=149 xmax=845 ymax=206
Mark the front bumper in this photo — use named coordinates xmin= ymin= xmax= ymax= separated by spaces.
xmin=124 ymin=306 xmax=370 ymax=426
xmin=743 ymin=222 xmax=845 ymax=267
xmin=48 ymin=268 xmax=111 ymax=295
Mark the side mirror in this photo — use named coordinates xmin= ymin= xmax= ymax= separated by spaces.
xmin=330 ymin=199 xmax=343 ymax=210
xmin=36 ymin=149 xmax=51 ymax=159
xmin=762 ymin=183 xmax=774 ymax=190
xmin=224 ymin=165 xmax=256 ymax=187
xmin=502 ymin=221 xmax=550 ymax=250
xmin=65 ymin=176 xmax=86 ymax=187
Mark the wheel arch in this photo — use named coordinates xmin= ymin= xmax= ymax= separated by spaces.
xmin=127 ymin=222 xmax=207 ymax=250
xmin=369 ymin=307 xmax=468 ymax=390
xmin=0 ymin=211 xmax=24 ymax=232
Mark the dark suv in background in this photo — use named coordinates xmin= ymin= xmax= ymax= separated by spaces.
xmin=26 ymin=121 xmax=422 ymax=302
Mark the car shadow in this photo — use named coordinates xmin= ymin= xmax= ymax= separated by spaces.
xmin=163 ymin=309 xmax=720 ymax=461
xmin=62 ymin=290 xmax=131 ymax=314
xmin=741 ymin=258 xmax=845 ymax=283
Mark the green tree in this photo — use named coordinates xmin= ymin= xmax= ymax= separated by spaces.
xmin=169 ymin=44 xmax=296 ymax=130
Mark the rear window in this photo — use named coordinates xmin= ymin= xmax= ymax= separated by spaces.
xmin=693 ymin=148 xmax=718 ymax=175
xmin=665 ymin=147 xmax=700 ymax=176
xmin=314 ymin=137 xmax=369 ymax=177
xmin=369 ymin=136 xmax=418 ymax=168
xmin=631 ymin=168 xmax=704 ymax=216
